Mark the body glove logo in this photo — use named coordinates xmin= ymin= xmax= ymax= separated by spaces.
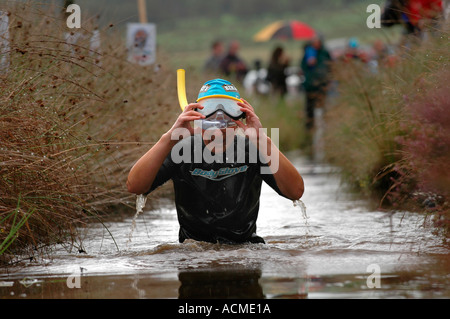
xmin=191 ymin=165 xmax=249 ymax=181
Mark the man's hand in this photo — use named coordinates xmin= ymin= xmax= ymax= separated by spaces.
xmin=168 ymin=103 xmax=205 ymax=136
xmin=234 ymin=98 xmax=304 ymax=200
xmin=127 ymin=103 xmax=205 ymax=194
xmin=234 ymin=99 xmax=264 ymax=140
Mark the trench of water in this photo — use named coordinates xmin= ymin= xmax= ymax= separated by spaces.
xmin=0 ymin=153 xmax=448 ymax=299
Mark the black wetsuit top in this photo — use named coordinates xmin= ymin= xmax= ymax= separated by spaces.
xmin=146 ymin=135 xmax=285 ymax=244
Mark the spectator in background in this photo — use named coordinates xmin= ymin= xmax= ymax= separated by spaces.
xmin=266 ymin=46 xmax=290 ymax=98
xmin=367 ymin=39 xmax=399 ymax=72
xmin=403 ymin=0 xmax=443 ymax=36
xmin=300 ymin=35 xmax=332 ymax=131
xmin=203 ymin=40 xmax=224 ymax=74
xmin=342 ymin=38 xmax=369 ymax=64
xmin=220 ymin=40 xmax=248 ymax=83
xmin=381 ymin=0 xmax=443 ymax=39
xmin=372 ymin=40 xmax=389 ymax=61
xmin=368 ymin=39 xmax=389 ymax=73
xmin=344 ymin=38 xmax=361 ymax=61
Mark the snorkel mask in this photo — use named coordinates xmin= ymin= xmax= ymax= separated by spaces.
xmin=196 ymin=79 xmax=244 ymax=129
xmin=200 ymin=110 xmax=237 ymax=130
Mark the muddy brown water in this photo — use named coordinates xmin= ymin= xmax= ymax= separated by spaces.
xmin=1 ymin=153 xmax=448 ymax=299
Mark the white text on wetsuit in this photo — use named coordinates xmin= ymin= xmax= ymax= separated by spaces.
xmin=191 ymin=165 xmax=248 ymax=181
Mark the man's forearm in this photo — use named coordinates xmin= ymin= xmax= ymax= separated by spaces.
xmin=259 ymin=133 xmax=304 ymax=200
xmin=126 ymin=132 xmax=176 ymax=194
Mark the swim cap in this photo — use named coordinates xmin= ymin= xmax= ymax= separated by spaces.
xmin=197 ymin=79 xmax=241 ymax=102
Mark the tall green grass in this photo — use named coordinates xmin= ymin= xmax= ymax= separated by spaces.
xmin=1 ymin=2 xmax=179 ymax=260
xmin=0 ymin=196 xmax=34 ymax=255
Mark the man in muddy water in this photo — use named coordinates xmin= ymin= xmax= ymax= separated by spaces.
xmin=127 ymin=79 xmax=304 ymax=244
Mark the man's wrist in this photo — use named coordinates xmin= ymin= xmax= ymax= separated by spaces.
xmin=258 ymin=131 xmax=270 ymax=148
xmin=161 ymin=131 xmax=178 ymax=148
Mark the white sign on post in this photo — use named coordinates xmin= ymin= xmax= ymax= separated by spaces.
xmin=126 ymin=23 xmax=156 ymax=66
xmin=0 ymin=11 xmax=10 ymax=74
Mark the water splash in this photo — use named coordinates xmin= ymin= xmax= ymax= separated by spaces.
xmin=127 ymin=194 xmax=147 ymax=248
xmin=293 ymin=199 xmax=310 ymax=239
xmin=136 ymin=194 xmax=147 ymax=215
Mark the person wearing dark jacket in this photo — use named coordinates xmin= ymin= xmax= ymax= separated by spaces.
xmin=219 ymin=40 xmax=248 ymax=83
xmin=381 ymin=0 xmax=443 ymax=36
xmin=266 ymin=46 xmax=290 ymax=98
xmin=300 ymin=35 xmax=332 ymax=130
xmin=203 ymin=40 xmax=224 ymax=74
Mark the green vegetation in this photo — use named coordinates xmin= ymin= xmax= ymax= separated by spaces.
xmin=324 ymin=29 xmax=449 ymax=235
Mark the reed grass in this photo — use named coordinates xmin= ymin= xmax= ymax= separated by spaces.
xmin=323 ymin=23 xmax=449 ymax=235
xmin=0 ymin=2 xmax=179 ymax=260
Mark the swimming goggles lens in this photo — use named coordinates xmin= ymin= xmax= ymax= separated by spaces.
xmin=196 ymin=98 xmax=243 ymax=119
xmin=198 ymin=111 xmax=237 ymax=130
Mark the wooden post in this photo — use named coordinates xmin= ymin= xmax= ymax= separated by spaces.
xmin=137 ymin=0 xmax=147 ymax=23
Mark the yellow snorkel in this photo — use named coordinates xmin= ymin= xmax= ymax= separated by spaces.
xmin=177 ymin=69 xmax=189 ymax=111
